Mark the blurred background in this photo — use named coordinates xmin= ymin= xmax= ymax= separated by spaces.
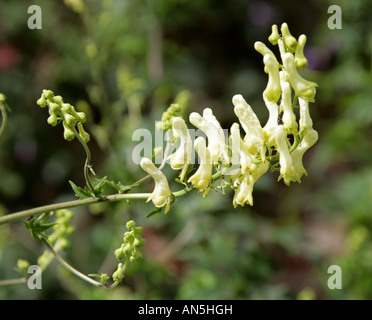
xmin=0 ymin=0 xmax=371 ymax=299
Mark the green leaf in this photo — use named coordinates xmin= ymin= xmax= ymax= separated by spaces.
xmin=69 ymin=180 xmax=92 ymax=200
xmin=107 ymin=180 xmax=135 ymax=194
xmin=146 ymin=206 xmax=164 ymax=218
xmin=24 ymin=217 xmax=55 ymax=240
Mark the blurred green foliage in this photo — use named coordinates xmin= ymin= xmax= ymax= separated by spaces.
xmin=0 ymin=0 xmax=372 ymax=300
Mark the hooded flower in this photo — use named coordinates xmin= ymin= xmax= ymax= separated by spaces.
xmin=282 ymin=52 xmax=317 ymax=102
xmin=167 ymin=117 xmax=192 ymax=181
xmin=230 ymin=122 xmax=254 ymax=174
xmin=273 ymin=125 xmax=294 ymax=186
xmin=233 ymin=174 xmax=255 ymax=207
xmin=187 ymin=136 xmax=213 ymax=196
xmin=291 ymin=129 xmax=318 ymax=183
xmin=279 ymin=71 xmax=298 ymax=135
xmin=232 ymin=94 xmax=265 ymax=158
xmin=140 ymin=157 xmax=172 ymax=213
xmin=189 ymin=108 xmax=229 ymax=164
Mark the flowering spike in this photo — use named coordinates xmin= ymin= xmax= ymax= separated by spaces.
xmin=140 ymin=158 xmax=172 ymax=212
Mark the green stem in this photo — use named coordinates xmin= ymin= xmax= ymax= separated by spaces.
xmin=0 ymin=193 xmax=151 ymax=225
xmin=71 ymin=126 xmax=95 ymax=192
xmin=0 ymin=102 xmax=7 ymax=141
xmin=0 ymin=277 xmax=26 ymax=287
xmin=41 ymin=238 xmax=101 ymax=287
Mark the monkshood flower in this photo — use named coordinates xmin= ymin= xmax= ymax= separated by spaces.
xmin=189 ymin=108 xmax=229 ymax=164
xmin=230 ymin=122 xmax=254 ymax=174
xmin=140 ymin=158 xmax=172 ymax=213
xmin=232 ymin=94 xmax=266 ymax=159
xmin=279 ymin=71 xmax=298 ymax=135
xmin=167 ymin=117 xmax=192 ymax=182
xmin=233 ymin=174 xmax=254 ymax=207
xmin=187 ymin=136 xmax=213 ymax=196
xmin=282 ymin=52 xmax=317 ymax=102
xmin=291 ymin=129 xmax=318 ymax=183
xmin=274 ymin=125 xmax=294 ymax=186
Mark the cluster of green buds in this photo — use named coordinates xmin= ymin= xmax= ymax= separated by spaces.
xmin=37 ymin=209 xmax=75 ymax=269
xmin=140 ymin=23 xmax=318 ymax=210
xmin=113 ymin=220 xmax=146 ymax=282
xmin=156 ymin=90 xmax=190 ymax=132
xmin=37 ymin=90 xmax=90 ymax=143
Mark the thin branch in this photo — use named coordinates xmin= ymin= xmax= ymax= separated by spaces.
xmin=41 ymin=238 xmax=101 ymax=287
xmin=0 ymin=192 xmax=151 ymax=226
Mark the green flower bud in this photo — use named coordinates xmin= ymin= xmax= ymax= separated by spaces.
xmin=43 ymin=90 xmax=54 ymax=100
xmin=62 ymin=122 xmax=75 ymax=141
xmin=37 ymin=97 xmax=47 ymax=107
xmin=268 ymin=24 xmax=280 ymax=45
xmin=53 ymin=95 xmax=64 ymax=106
xmin=295 ymin=35 xmax=308 ymax=69
xmin=64 ymin=114 xmax=77 ymax=127
xmin=115 ymin=247 xmax=125 ymax=260
xmin=112 ymin=263 xmax=124 ymax=282
xmin=123 ymin=244 xmax=133 ymax=257
xmin=126 ymin=220 xmax=136 ymax=230
xmin=281 ymin=23 xmax=298 ymax=53
xmin=130 ymin=250 xmax=142 ymax=263
xmin=16 ymin=259 xmax=30 ymax=275
xmin=48 ymin=102 xmax=60 ymax=114
xmin=77 ymin=122 xmax=90 ymax=143
xmin=47 ymin=114 xmax=59 ymax=126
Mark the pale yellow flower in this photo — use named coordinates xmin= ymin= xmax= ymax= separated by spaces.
xmin=140 ymin=158 xmax=172 ymax=213
xmin=187 ymin=137 xmax=213 ymax=196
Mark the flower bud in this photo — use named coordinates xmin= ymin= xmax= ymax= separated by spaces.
xmin=281 ymin=23 xmax=298 ymax=53
xmin=112 ymin=263 xmax=123 ymax=282
xmin=126 ymin=220 xmax=136 ymax=230
xmin=295 ymin=35 xmax=308 ymax=69
xmin=62 ymin=122 xmax=75 ymax=141
xmin=268 ymin=24 xmax=280 ymax=45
